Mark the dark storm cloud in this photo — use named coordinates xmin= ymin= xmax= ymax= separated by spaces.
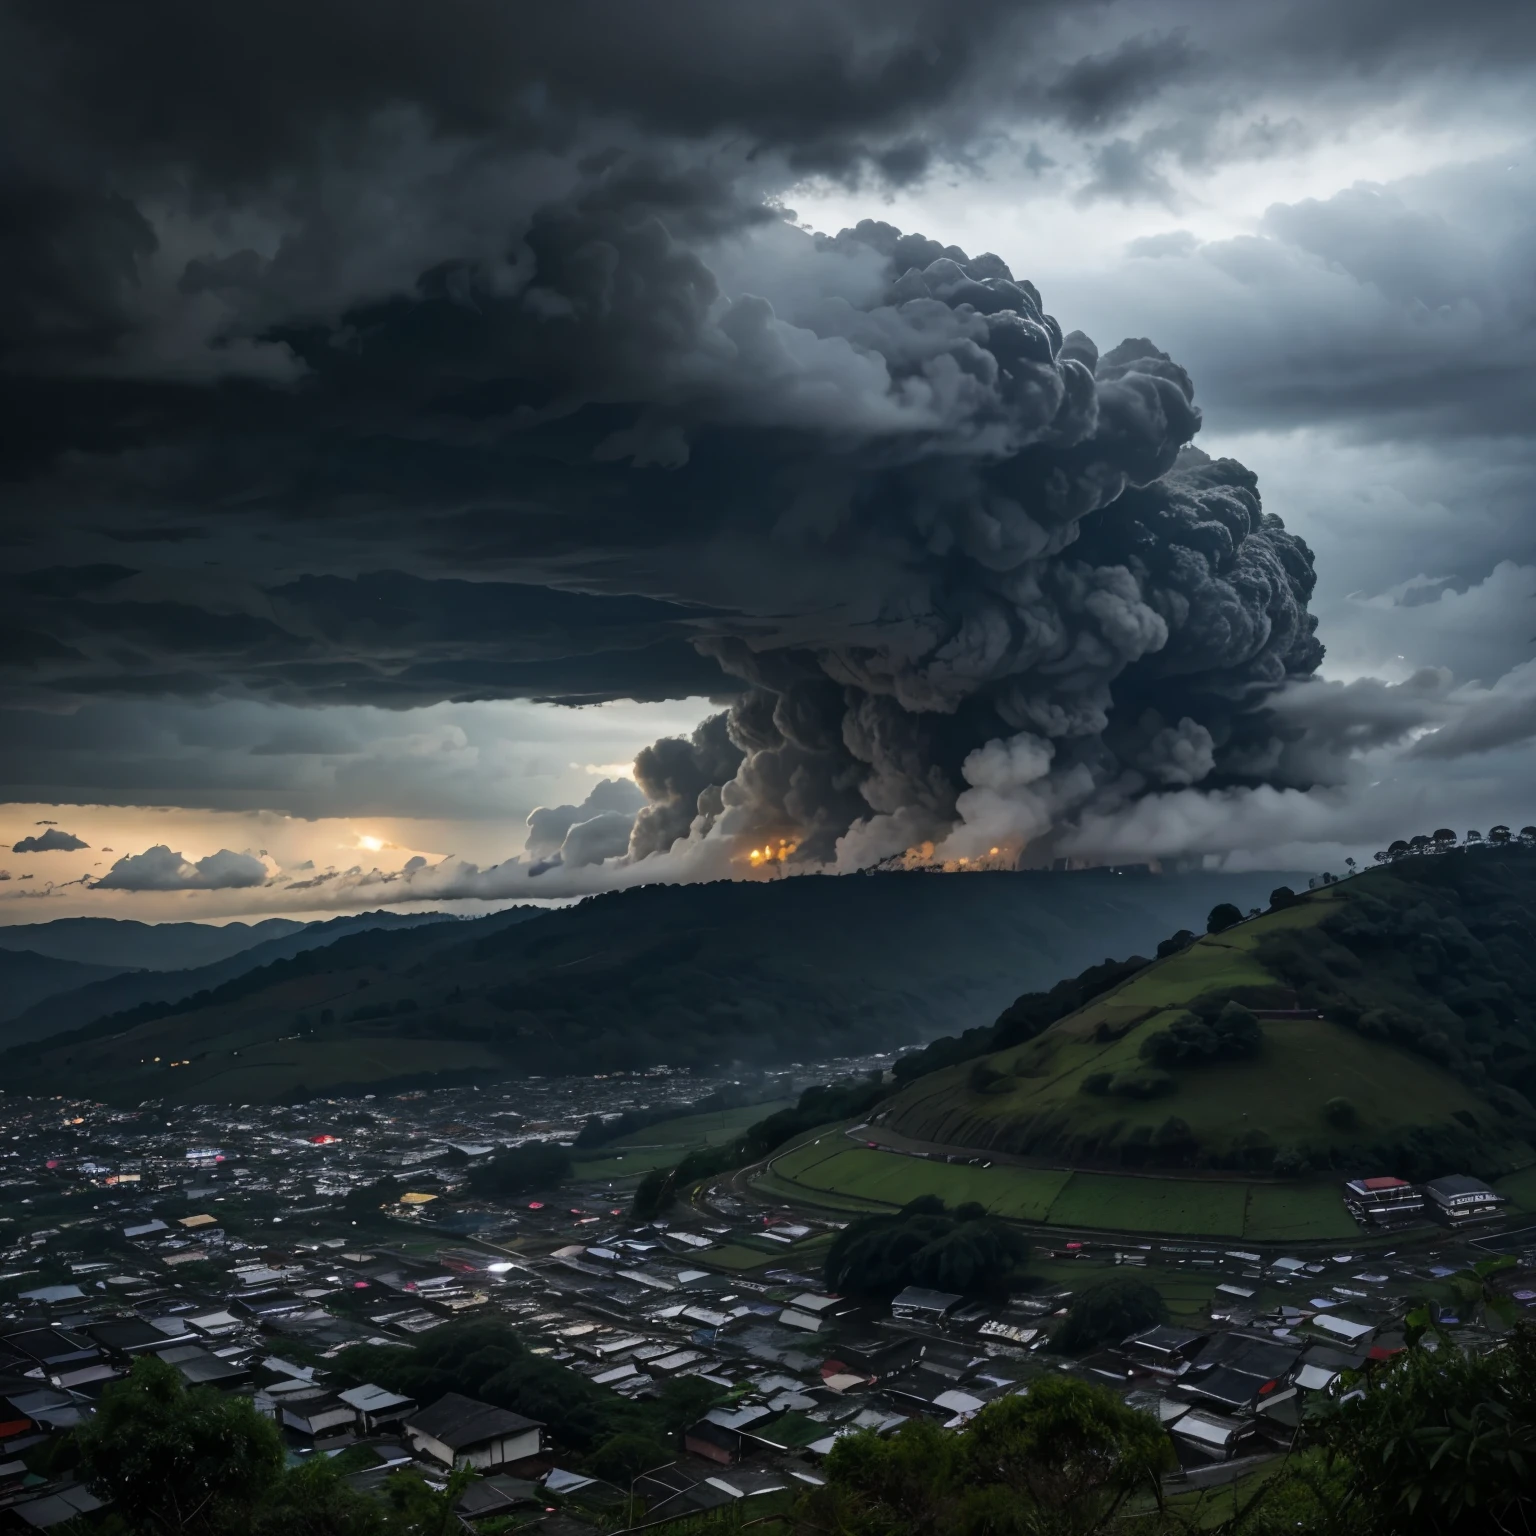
xmin=10 ymin=827 xmax=88 ymax=852
xmin=1044 ymin=33 xmax=1198 ymax=132
xmin=1 ymin=0 xmax=1533 ymax=876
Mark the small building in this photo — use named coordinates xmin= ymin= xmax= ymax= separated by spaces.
xmin=1424 ymin=1175 xmax=1506 ymax=1227
xmin=280 ymin=1392 xmax=357 ymax=1439
xmin=337 ymin=1383 xmax=415 ymax=1432
xmin=1170 ymin=1408 xmax=1256 ymax=1461
xmin=1342 ymin=1177 xmax=1425 ymax=1229
xmin=891 ymin=1287 xmax=962 ymax=1325
xmin=684 ymin=1420 xmax=741 ymax=1466
xmin=405 ymin=1392 xmax=542 ymax=1471
xmin=1121 ymin=1325 xmax=1208 ymax=1372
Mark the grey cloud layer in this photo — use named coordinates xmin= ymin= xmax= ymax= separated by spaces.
xmin=93 ymin=845 xmax=269 ymax=891
xmin=2 ymin=0 xmax=1533 ymax=882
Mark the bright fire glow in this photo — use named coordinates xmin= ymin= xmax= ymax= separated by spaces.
xmin=747 ymin=837 xmax=797 ymax=867
xmin=357 ymin=834 xmax=384 ymax=851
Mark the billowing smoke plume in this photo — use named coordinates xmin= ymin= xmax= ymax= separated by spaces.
xmin=590 ymin=223 xmax=1322 ymax=874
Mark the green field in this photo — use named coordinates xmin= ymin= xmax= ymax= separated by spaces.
xmin=760 ymin=1134 xmax=1367 ymax=1241
xmin=770 ymin=1138 xmax=1071 ymax=1221
xmin=1044 ymin=1172 xmax=1249 ymax=1237
xmin=1242 ymin=1182 xmax=1359 ymax=1241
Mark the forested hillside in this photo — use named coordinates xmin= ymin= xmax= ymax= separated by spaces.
xmin=3 ymin=868 xmax=1298 ymax=1104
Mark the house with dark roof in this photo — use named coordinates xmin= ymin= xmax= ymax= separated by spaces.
xmin=1424 ymin=1175 xmax=1505 ymax=1227
xmin=684 ymin=1419 xmax=740 ymax=1466
xmin=405 ymin=1392 xmax=542 ymax=1470
xmin=1121 ymin=1325 xmax=1208 ymax=1373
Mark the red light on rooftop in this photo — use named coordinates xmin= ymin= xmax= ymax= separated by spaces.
xmin=353 ymin=1281 xmax=370 ymax=1289
xmin=527 ymin=1201 xmax=544 ymax=1209
xmin=308 ymin=1134 xmax=339 ymax=1145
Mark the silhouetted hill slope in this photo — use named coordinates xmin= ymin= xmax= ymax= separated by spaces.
xmin=875 ymin=848 xmax=1536 ymax=1181
xmin=0 ymin=949 xmax=129 ymax=1025
xmin=0 ymin=915 xmax=308 ymax=971
xmin=4 ymin=869 xmax=1302 ymax=1104
xmin=2 ymin=909 xmax=461 ymax=1046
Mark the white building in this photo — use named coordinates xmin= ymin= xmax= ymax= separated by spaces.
xmin=405 ymin=1393 xmax=542 ymax=1470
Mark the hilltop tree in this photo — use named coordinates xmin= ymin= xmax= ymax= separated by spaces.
xmin=1522 ymin=826 xmax=1536 ymax=845
xmin=1054 ymin=1277 xmax=1169 ymax=1353
xmin=1489 ymin=824 xmax=1512 ymax=846
xmin=1466 ymin=829 xmax=1483 ymax=844
xmin=1433 ymin=829 xmax=1458 ymax=848
xmin=1206 ymin=902 xmax=1243 ymax=934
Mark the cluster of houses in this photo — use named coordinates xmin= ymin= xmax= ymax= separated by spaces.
xmin=1 ymin=1072 xmax=1532 ymax=1529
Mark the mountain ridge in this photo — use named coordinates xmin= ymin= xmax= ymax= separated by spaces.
xmin=4 ymin=869 xmax=1307 ymax=1104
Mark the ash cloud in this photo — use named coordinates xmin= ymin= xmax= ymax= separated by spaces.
xmin=5 ymin=0 xmax=1533 ymax=898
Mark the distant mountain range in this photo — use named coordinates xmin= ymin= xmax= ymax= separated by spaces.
xmin=0 ymin=914 xmax=313 ymax=971
xmin=2 ymin=869 xmax=1309 ymax=1104
xmin=0 ymin=911 xmax=462 ymax=1038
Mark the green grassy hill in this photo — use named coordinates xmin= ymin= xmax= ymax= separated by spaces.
xmin=874 ymin=852 xmax=1536 ymax=1183
xmin=1 ymin=867 xmax=1298 ymax=1105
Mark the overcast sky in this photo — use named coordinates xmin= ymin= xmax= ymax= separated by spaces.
xmin=2 ymin=1 xmax=1533 ymax=923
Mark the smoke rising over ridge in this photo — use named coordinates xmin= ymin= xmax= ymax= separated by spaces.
xmin=14 ymin=0 xmax=1535 ymax=916
xmin=562 ymin=222 xmax=1327 ymax=879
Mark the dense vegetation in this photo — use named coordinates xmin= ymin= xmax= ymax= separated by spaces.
xmin=1260 ymin=850 xmax=1536 ymax=1113
xmin=1137 ymin=1000 xmax=1263 ymax=1068
xmin=464 ymin=1140 xmax=573 ymax=1197
xmin=824 ymin=1196 xmax=1032 ymax=1300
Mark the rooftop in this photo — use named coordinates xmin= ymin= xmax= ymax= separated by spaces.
xmin=407 ymin=1392 xmax=542 ymax=1450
